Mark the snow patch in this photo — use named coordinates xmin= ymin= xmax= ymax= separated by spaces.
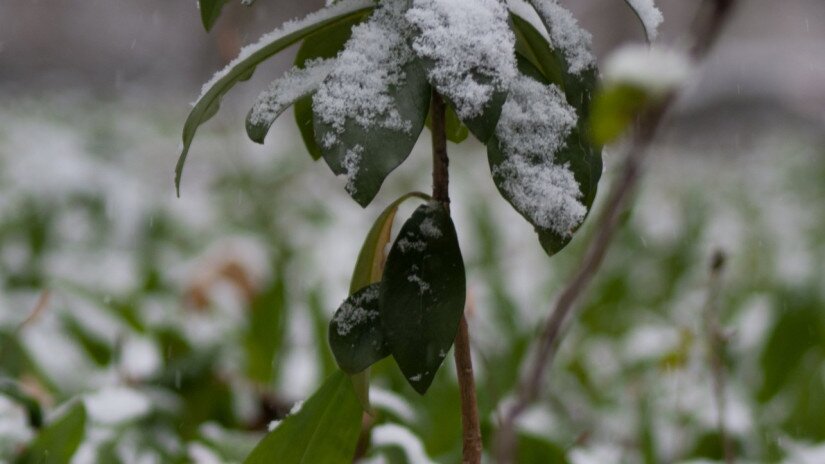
xmin=603 ymin=43 xmax=691 ymax=94
xmin=529 ymin=0 xmax=595 ymax=74
xmin=625 ymin=0 xmax=663 ymax=41
xmin=333 ymin=285 xmax=380 ymax=336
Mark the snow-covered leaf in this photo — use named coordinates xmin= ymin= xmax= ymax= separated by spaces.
xmin=380 ymin=202 xmax=466 ymax=394
xmin=244 ymin=371 xmax=362 ymax=463
xmin=329 ymin=283 xmax=388 ymax=374
xmin=313 ymin=3 xmax=431 ymax=207
xmin=622 ymin=0 xmax=663 ymax=42
xmin=407 ymin=0 xmax=517 ymax=143
xmin=175 ymin=0 xmax=376 ymax=195
xmin=292 ymin=12 xmax=370 ymax=160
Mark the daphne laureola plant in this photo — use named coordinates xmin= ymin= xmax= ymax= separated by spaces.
xmin=177 ymin=0 xmax=661 ymax=461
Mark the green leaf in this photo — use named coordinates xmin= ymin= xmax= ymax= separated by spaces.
xmin=590 ymin=84 xmax=649 ymax=145
xmin=380 ymin=202 xmax=466 ymax=394
xmin=244 ymin=371 xmax=362 ymax=464
xmin=199 ymin=0 xmax=228 ymax=32
xmin=510 ymin=14 xmax=565 ymax=88
xmin=0 ymin=379 xmax=43 ymax=428
xmin=17 ymin=402 xmax=86 ymax=464
xmin=293 ymin=12 xmax=371 ymax=160
xmin=244 ymin=275 xmax=287 ymax=384
xmin=346 ymin=191 xmax=429 ymax=409
xmin=329 ymin=283 xmax=388 ymax=374
xmin=314 ymin=59 xmax=431 ymax=207
xmin=350 ymin=191 xmax=430 ymax=293
xmin=175 ymin=0 xmax=376 ymax=195
xmin=447 ymin=85 xmax=507 ymax=144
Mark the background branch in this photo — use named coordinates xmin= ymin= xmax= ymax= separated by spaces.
xmin=495 ymin=2 xmax=738 ymax=461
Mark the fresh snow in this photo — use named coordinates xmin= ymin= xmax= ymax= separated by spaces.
xmin=418 ymin=217 xmax=442 ymax=238
xmin=342 ymin=145 xmax=364 ymax=195
xmin=493 ymin=74 xmax=585 ymax=236
xmin=407 ymin=0 xmax=517 ymax=119
xmin=528 ymin=0 xmax=595 ymax=74
xmin=333 ymin=285 xmax=380 ymax=336
xmin=248 ymin=58 xmax=336 ymax=132
xmin=313 ymin=1 xmax=414 ymax=148
xmin=603 ymin=43 xmax=691 ymax=94
xmin=624 ymin=0 xmax=663 ymax=41
xmin=196 ymin=0 xmax=373 ymax=102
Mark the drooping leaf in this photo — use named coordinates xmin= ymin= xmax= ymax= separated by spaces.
xmin=345 ymin=191 xmax=430 ymax=409
xmin=199 ymin=0 xmax=228 ymax=32
xmin=491 ymin=10 xmax=603 ymax=257
xmin=17 ymin=402 xmax=86 ymax=464
xmin=329 ymin=283 xmax=388 ymax=374
xmin=380 ymin=202 xmax=466 ymax=394
xmin=314 ymin=59 xmax=431 ymax=207
xmin=350 ymin=191 xmax=430 ymax=293
xmin=175 ymin=0 xmax=376 ymax=195
xmin=293 ymin=12 xmax=371 ymax=160
xmin=244 ymin=371 xmax=362 ymax=464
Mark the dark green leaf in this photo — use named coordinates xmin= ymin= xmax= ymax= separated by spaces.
xmin=293 ymin=12 xmax=371 ymax=160
xmin=17 ymin=402 xmax=86 ymax=464
xmin=510 ymin=14 xmax=565 ymax=88
xmin=350 ymin=191 xmax=430 ymax=293
xmin=0 ymin=379 xmax=43 ymax=428
xmin=176 ymin=1 xmax=376 ymax=195
xmin=447 ymin=86 xmax=507 ymax=144
xmin=199 ymin=0 xmax=228 ymax=32
xmin=244 ymin=371 xmax=362 ymax=464
xmin=346 ymin=191 xmax=429 ymax=409
xmin=380 ymin=202 xmax=466 ymax=394
xmin=329 ymin=283 xmax=388 ymax=374
xmin=314 ymin=59 xmax=431 ymax=207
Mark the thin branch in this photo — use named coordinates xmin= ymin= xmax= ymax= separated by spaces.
xmin=431 ymin=90 xmax=482 ymax=464
xmin=495 ymin=2 xmax=737 ymax=461
xmin=704 ymin=250 xmax=735 ymax=464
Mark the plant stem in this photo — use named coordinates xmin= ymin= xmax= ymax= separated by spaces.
xmin=431 ymin=90 xmax=482 ymax=464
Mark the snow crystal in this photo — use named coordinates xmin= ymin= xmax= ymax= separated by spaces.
xmin=313 ymin=1 xmax=414 ymax=147
xmin=197 ymin=0 xmax=373 ymax=102
xmin=529 ymin=0 xmax=595 ymax=74
xmin=342 ymin=145 xmax=364 ymax=195
xmin=602 ymin=43 xmax=691 ymax=94
xmin=396 ymin=236 xmax=427 ymax=253
xmin=248 ymin=58 xmax=336 ymax=132
xmin=406 ymin=0 xmax=517 ymax=119
xmin=493 ymin=74 xmax=585 ymax=236
xmin=407 ymin=273 xmax=431 ymax=294
xmin=333 ymin=285 xmax=380 ymax=336
xmin=372 ymin=424 xmax=437 ymax=464
xmin=625 ymin=0 xmax=663 ymax=41
xmin=418 ymin=217 xmax=442 ymax=238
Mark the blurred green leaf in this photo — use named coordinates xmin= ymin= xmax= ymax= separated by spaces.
xmin=198 ymin=0 xmax=228 ymax=32
xmin=244 ymin=274 xmax=287 ymax=384
xmin=315 ymin=59 xmax=431 ymax=207
xmin=0 ymin=379 xmax=43 ymax=428
xmin=17 ymin=402 xmax=86 ymax=464
xmin=380 ymin=202 xmax=466 ymax=394
xmin=590 ymin=84 xmax=649 ymax=145
xmin=244 ymin=371 xmax=362 ymax=463
xmin=176 ymin=1 xmax=376 ymax=194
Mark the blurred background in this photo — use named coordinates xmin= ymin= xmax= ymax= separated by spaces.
xmin=1 ymin=0 xmax=824 ymax=462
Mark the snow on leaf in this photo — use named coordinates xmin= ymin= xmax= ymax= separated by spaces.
xmin=342 ymin=144 xmax=364 ymax=196
xmin=247 ymin=58 xmax=336 ymax=143
xmin=312 ymin=1 xmax=415 ymax=148
xmin=406 ymin=0 xmax=517 ymax=120
xmin=492 ymin=74 xmax=586 ymax=237
xmin=528 ymin=0 xmax=595 ymax=74
xmin=332 ymin=284 xmax=380 ymax=336
xmin=624 ymin=0 xmax=664 ymax=42
xmin=603 ymin=43 xmax=691 ymax=95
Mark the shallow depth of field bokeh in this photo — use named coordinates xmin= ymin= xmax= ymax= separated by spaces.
xmin=1 ymin=1 xmax=825 ymax=463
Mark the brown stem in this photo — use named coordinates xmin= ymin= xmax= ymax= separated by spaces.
xmin=431 ymin=90 xmax=482 ymax=463
xmin=495 ymin=2 xmax=737 ymax=461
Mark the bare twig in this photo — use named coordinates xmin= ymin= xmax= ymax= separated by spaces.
xmin=431 ymin=90 xmax=482 ymax=463
xmin=17 ymin=290 xmax=51 ymax=332
xmin=495 ymin=2 xmax=737 ymax=461
xmin=704 ymin=250 xmax=735 ymax=463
